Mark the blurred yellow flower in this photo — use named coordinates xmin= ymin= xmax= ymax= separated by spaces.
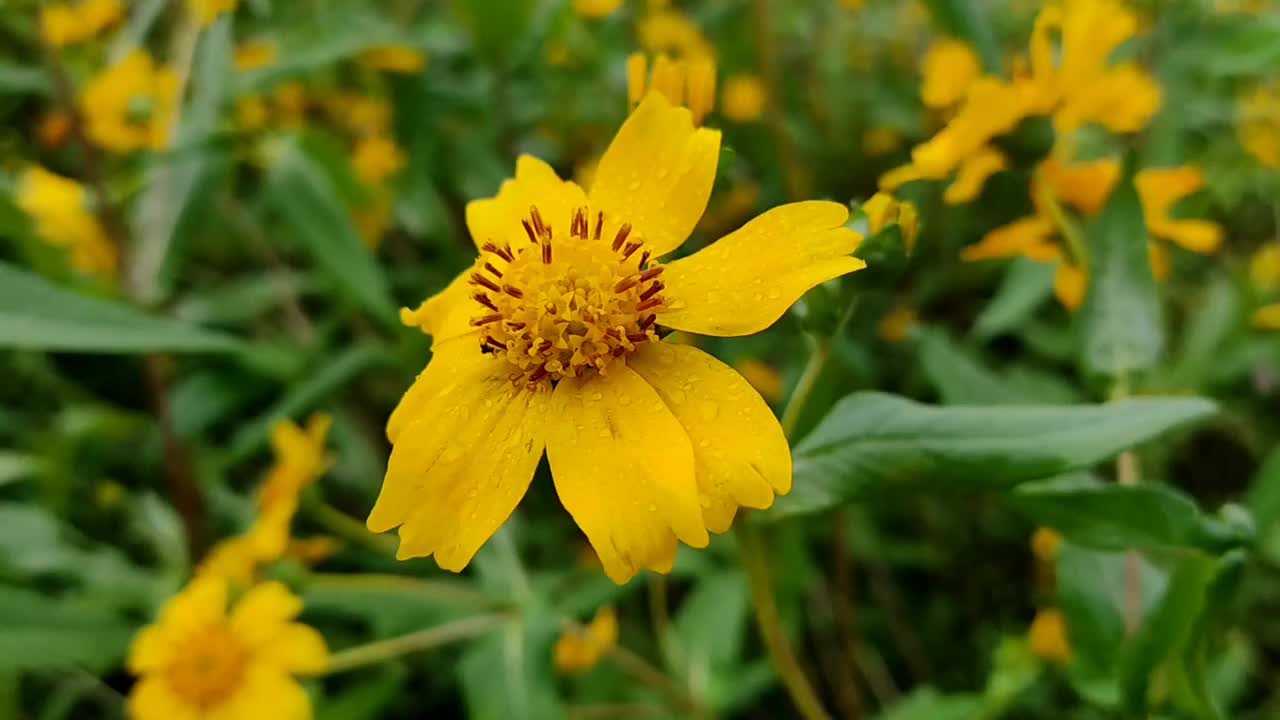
xmin=554 ymin=607 xmax=619 ymax=673
xmin=733 ymin=359 xmax=784 ymax=404
xmin=1030 ymin=527 xmax=1062 ymax=564
xmin=1028 ymin=608 xmax=1071 ymax=664
xmin=358 ymin=45 xmax=428 ymax=74
xmin=1251 ymin=245 xmax=1280 ymax=293
xmin=236 ymin=96 xmax=270 ymax=132
xmin=351 ymin=135 xmax=407 ymax=186
xmin=1254 ymin=304 xmax=1280 ymax=330
xmin=721 ymin=74 xmax=767 ymax=123
xmin=1135 ymin=166 xmax=1223 ymax=255
xmin=878 ymin=306 xmax=918 ymax=344
xmin=234 ymin=41 xmax=277 ymax=72
xmin=16 ymin=167 xmax=117 ymax=277
xmin=921 ymin=39 xmax=982 ymax=110
xmin=863 ymin=127 xmax=904 ymax=157
xmin=272 ymin=83 xmax=309 ymax=128
xmin=1238 ymin=84 xmax=1280 ymax=169
xmin=198 ymin=503 xmax=294 ymax=585
xmin=638 ymin=9 xmax=715 ymax=62
xmin=327 ymin=94 xmax=392 ymax=136
xmin=354 ymin=191 xmax=394 ymax=250
xmin=863 ymin=192 xmax=920 ymax=253
xmin=257 ymin=414 xmax=333 ymax=517
xmin=80 ymin=50 xmax=179 ymax=153
xmin=368 ymin=93 xmax=864 ymax=583
xmin=574 ymin=0 xmax=623 ymax=19
xmin=40 ymin=0 xmax=123 ymax=47
xmin=189 ymin=0 xmax=237 ymax=27
xmin=627 ymin=53 xmax=716 ymax=126
xmin=128 ymin=578 xmax=328 ymax=720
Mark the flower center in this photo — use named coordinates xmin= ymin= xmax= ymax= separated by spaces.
xmin=167 ymin=625 xmax=247 ymax=709
xmin=470 ymin=205 xmax=665 ymax=386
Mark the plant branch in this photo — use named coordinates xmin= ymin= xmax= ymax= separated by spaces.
xmin=324 ymin=613 xmax=509 ymax=675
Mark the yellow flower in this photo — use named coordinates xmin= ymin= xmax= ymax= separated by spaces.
xmin=721 ymin=74 xmax=767 ymax=123
xmin=367 ymin=93 xmax=866 ymax=583
xmin=40 ymin=0 xmax=123 ymax=47
xmin=1254 ymin=303 xmax=1280 ymax=330
xmin=358 ymin=45 xmax=428 ymax=74
xmin=234 ymin=41 xmax=277 ymax=72
xmin=80 ymin=50 xmax=179 ymax=153
xmin=272 ymin=83 xmax=309 ymax=128
xmin=573 ymin=0 xmax=623 ymax=19
xmin=921 ymin=39 xmax=982 ymax=110
xmin=878 ymin=306 xmax=918 ymax=344
xmin=198 ymin=504 xmax=293 ymax=586
xmin=1028 ymin=608 xmax=1071 ymax=664
xmin=1030 ymin=527 xmax=1062 ymax=564
xmin=627 ymin=53 xmax=716 ymax=126
xmin=189 ymin=0 xmax=237 ymax=26
xmin=326 ymin=94 xmax=392 ymax=136
xmin=863 ymin=127 xmax=904 ymax=157
xmin=16 ymin=167 xmax=117 ymax=277
xmin=354 ymin=191 xmax=394 ymax=250
xmin=236 ymin=96 xmax=270 ymax=132
xmin=638 ymin=9 xmax=715 ymax=62
xmin=257 ymin=414 xmax=333 ymax=517
xmin=554 ymin=607 xmax=619 ymax=673
xmin=733 ymin=359 xmax=784 ymax=404
xmin=1135 ymin=166 xmax=1223 ymax=255
xmin=128 ymin=578 xmax=328 ymax=720
xmin=863 ymin=192 xmax=920 ymax=253
xmin=1238 ymin=84 xmax=1280 ymax=170
xmin=351 ymin=135 xmax=407 ymax=187
xmin=1251 ymin=245 xmax=1280 ymax=293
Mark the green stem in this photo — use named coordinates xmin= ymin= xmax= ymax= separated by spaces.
xmin=736 ymin=522 xmax=830 ymax=720
xmin=324 ymin=613 xmax=509 ymax=675
xmin=1109 ymin=374 xmax=1143 ymax=632
xmin=1037 ymin=173 xmax=1089 ymax=270
xmin=780 ymin=336 xmax=829 ymax=440
xmin=302 ymin=494 xmax=398 ymax=556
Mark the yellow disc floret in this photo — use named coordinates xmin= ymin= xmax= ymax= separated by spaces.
xmin=469 ymin=206 xmax=665 ymax=386
xmin=164 ymin=626 xmax=246 ymax=708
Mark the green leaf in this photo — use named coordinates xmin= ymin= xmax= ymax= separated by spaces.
xmin=918 ymin=329 xmax=1079 ymax=405
xmin=1169 ymin=551 xmax=1246 ymax=720
xmin=0 ymin=584 xmax=135 ymax=672
xmin=1079 ymin=179 xmax=1163 ymax=376
xmin=1201 ymin=16 xmax=1280 ymax=76
xmin=1246 ymin=446 xmax=1280 ymax=537
xmin=265 ymin=137 xmax=398 ymax=326
xmin=0 ymin=262 xmax=243 ymax=353
xmin=874 ymin=688 xmax=983 ymax=720
xmin=317 ymin=669 xmax=406 ymax=720
xmin=971 ymin=259 xmax=1056 ymax=341
xmin=1008 ymin=475 xmax=1249 ymax=552
xmin=0 ymin=63 xmax=50 ymax=96
xmin=767 ymin=392 xmax=1216 ymax=519
xmin=232 ymin=9 xmax=404 ymax=93
xmin=674 ymin=571 xmax=750 ymax=697
xmin=458 ymin=605 xmax=564 ymax=720
xmin=456 ymin=0 xmax=536 ymax=66
xmin=919 ymin=0 xmax=1001 ymax=73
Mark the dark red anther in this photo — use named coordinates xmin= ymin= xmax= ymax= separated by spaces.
xmin=636 ymin=297 xmax=663 ymax=311
xmin=522 ymin=219 xmax=538 ymax=244
xmin=470 ymin=272 xmax=501 ymax=292
xmin=529 ymin=365 xmax=550 ymax=383
xmin=639 ymin=313 xmax=657 ymax=329
xmin=484 ymin=262 xmax=504 ymax=278
xmin=505 ymin=321 xmax=526 ymax=330
xmin=638 ymin=266 xmax=664 ymax=282
xmin=638 ymin=281 xmax=664 ymax=302
xmin=593 ymin=211 xmax=603 ymax=240
xmin=542 ymin=239 xmax=552 ymax=264
xmin=482 ymin=241 xmax=514 ymax=262
xmin=502 ymin=284 xmax=524 ymax=298
xmin=473 ymin=293 xmax=498 ymax=311
xmin=626 ymin=332 xmax=650 ymax=343
xmin=611 ymin=223 xmax=632 ymax=251
xmin=530 ymin=206 xmax=546 ymax=236
xmin=613 ymin=274 xmax=640 ymax=293
xmin=471 ymin=313 xmax=503 ymax=326
xmin=637 ymin=250 xmax=651 ymax=269
xmin=621 ymin=241 xmax=642 ymax=260
xmin=484 ymin=336 xmax=507 ymax=350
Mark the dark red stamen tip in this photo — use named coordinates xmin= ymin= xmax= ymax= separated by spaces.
xmin=542 ymin=240 xmax=552 ymax=264
xmin=483 ymin=335 xmax=507 ymax=350
xmin=470 ymin=273 xmax=501 ymax=292
xmin=638 ymin=281 xmax=664 ymax=302
xmin=502 ymin=284 xmax=524 ymax=298
xmin=473 ymin=293 xmax=498 ymax=311
xmin=621 ymin=241 xmax=643 ymax=260
xmin=639 ymin=266 xmax=664 ymax=282
xmin=639 ymin=313 xmax=657 ymax=329
xmin=614 ymin=275 xmax=640 ymax=293
xmin=484 ymin=262 xmax=504 ymax=278
xmin=471 ymin=313 xmax=503 ymax=326
xmin=612 ymin=223 xmax=632 ymax=251
xmin=636 ymin=297 xmax=663 ymax=311
xmin=522 ymin=220 xmax=538 ymax=244
xmin=593 ymin=211 xmax=603 ymax=240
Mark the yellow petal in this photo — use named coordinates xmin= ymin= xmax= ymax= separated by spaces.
xmin=385 ymin=335 xmax=485 ymax=443
xmin=1148 ymin=240 xmax=1172 ymax=280
xmin=1253 ymin=303 xmax=1280 ymax=330
xmin=159 ymin=575 xmax=228 ymax=637
xmin=588 ymin=92 xmax=721 ymax=256
xmin=626 ymin=53 xmax=648 ymax=107
xmin=1157 ymin=220 xmax=1224 ymax=254
xmin=257 ymin=623 xmax=330 ymax=675
xmin=371 ymin=359 xmax=550 ymax=572
xmin=230 ymin=582 xmax=302 ymax=644
xmin=127 ymin=625 xmax=173 ymax=673
xmin=1054 ymin=263 xmax=1087 ymax=312
xmin=961 ymin=216 xmax=1057 ymax=261
xmin=213 ymin=664 xmax=311 ymax=720
xmin=465 ymin=155 xmax=587 ymax=252
xmin=546 ymin=366 xmax=708 ymax=584
xmin=944 ymin=146 xmax=1007 ymax=204
xmin=921 ymin=39 xmax=982 ymax=109
xmin=399 ymin=269 xmax=482 ymax=346
xmin=628 ymin=343 xmax=791 ymax=533
xmin=658 ymin=201 xmax=864 ymax=337
xmin=1038 ymin=156 xmax=1121 ymax=216
xmin=128 ymin=676 xmax=198 ymax=720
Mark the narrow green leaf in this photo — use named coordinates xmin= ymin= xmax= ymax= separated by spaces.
xmin=0 ymin=584 xmax=135 ymax=672
xmin=767 ymin=392 xmax=1216 ymax=519
xmin=458 ymin=605 xmax=564 ymax=720
xmin=0 ymin=262 xmax=242 ymax=353
xmin=1079 ymin=179 xmax=1163 ymax=376
xmin=0 ymin=63 xmax=50 ymax=96
xmin=918 ymin=329 xmax=1078 ymax=405
xmin=972 ymin=258 xmax=1056 ymax=341
xmin=919 ymin=0 xmax=1001 ymax=73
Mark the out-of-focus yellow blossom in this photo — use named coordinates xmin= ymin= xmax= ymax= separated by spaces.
xmin=272 ymin=83 xmax=309 ymax=128
xmin=1251 ymin=245 xmax=1280 ymax=293
xmin=234 ymin=41 xmax=277 ymax=72
xmin=189 ymin=0 xmax=237 ymax=27
xmin=257 ymin=415 xmax=333 ymax=516
xmin=40 ymin=0 xmax=123 ymax=47
xmin=326 ymin=94 xmax=392 ymax=136
xmin=863 ymin=127 xmax=904 ymax=157
xmin=198 ymin=504 xmax=293 ymax=585
xmin=1031 ymin=527 xmax=1062 ymax=564
xmin=1238 ymin=84 xmax=1280 ymax=169
xmin=354 ymin=191 xmax=394 ymax=250
xmin=733 ymin=359 xmax=784 ymax=404
xmin=1215 ymin=0 xmax=1272 ymax=14
xmin=878 ymin=306 xmax=918 ymax=344
xmin=80 ymin=50 xmax=179 ymax=153
xmin=546 ymin=42 xmax=572 ymax=67
xmin=1135 ymin=167 xmax=1223 ymax=255
xmin=36 ymin=111 xmax=73 ymax=150
xmin=721 ymin=74 xmax=767 ymax=123
xmin=1028 ymin=608 xmax=1071 ymax=664
xmin=921 ymin=39 xmax=982 ymax=110
xmin=16 ymin=167 xmax=117 ymax=277
xmin=1254 ymin=304 xmax=1280 ymax=330
xmin=840 ymin=0 xmax=867 ymax=9
xmin=368 ymin=93 xmax=864 ymax=583
xmin=554 ymin=607 xmax=619 ymax=674
xmin=128 ymin=578 xmax=328 ymax=720
xmin=627 ymin=53 xmax=716 ymax=125
xmin=863 ymin=192 xmax=920 ymax=253
xmin=358 ymin=45 xmax=428 ymax=74
xmin=638 ymin=9 xmax=715 ymax=62
xmin=351 ymin=136 xmax=407 ymax=187
xmin=286 ymin=537 xmax=342 ymax=566
xmin=236 ymin=96 xmax=270 ymax=132
xmin=573 ymin=0 xmax=623 ymax=19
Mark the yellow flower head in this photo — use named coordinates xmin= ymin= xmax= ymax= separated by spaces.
xmin=627 ymin=53 xmax=716 ymax=126
xmin=326 ymin=94 xmax=392 ymax=136
xmin=368 ymin=93 xmax=866 ymax=583
xmin=272 ymin=83 xmax=309 ymax=128
xmin=1034 ymin=155 xmax=1121 ymax=217
xmin=234 ymin=41 xmax=277 ymax=72
xmin=1028 ymin=607 xmax=1071 ymax=664
xmin=1135 ymin=166 xmax=1223 ymax=255
xmin=197 ymin=504 xmax=293 ymax=586
xmin=638 ymin=9 xmax=715 ymax=62
xmin=863 ymin=192 xmax=920 ymax=252
xmin=189 ymin=0 xmax=238 ymax=27
xmin=1030 ymin=527 xmax=1062 ymax=564
xmin=1254 ymin=303 xmax=1280 ymax=331
xmin=732 ymin=359 xmax=784 ymax=405
xmin=80 ymin=50 xmax=179 ymax=153
xmin=574 ymin=0 xmax=623 ymax=19
xmin=16 ymin=167 xmax=117 ymax=277
xmin=554 ymin=607 xmax=619 ymax=673
xmin=128 ymin=578 xmax=328 ymax=720
xmin=358 ymin=45 xmax=428 ymax=74
xmin=721 ymin=73 xmax=767 ymax=124
xmin=1238 ymin=84 xmax=1280 ymax=170
xmin=1251 ymin=245 xmax=1280 ymax=293
xmin=921 ymin=39 xmax=982 ymax=110
xmin=351 ymin=135 xmax=407 ymax=187
xmin=258 ymin=414 xmax=333 ymax=517
xmin=236 ymin=96 xmax=270 ymax=132
xmin=878 ymin=306 xmax=918 ymax=344
xmin=40 ymin=0 xmax=124 ymax=47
